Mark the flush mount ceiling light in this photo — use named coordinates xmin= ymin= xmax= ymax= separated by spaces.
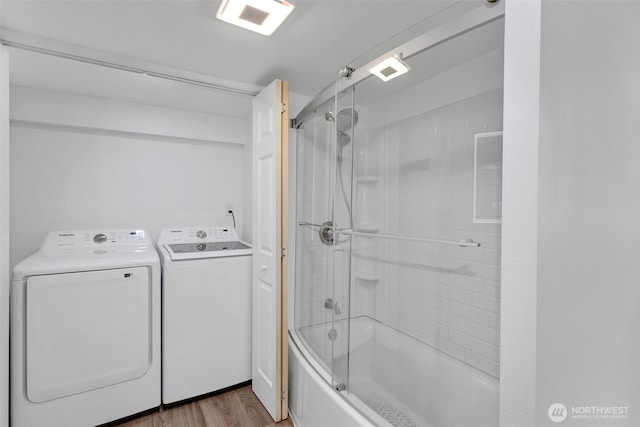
xmin=216 ymin=0 xmax=295 ymax=36
xmin=369 ymin=56 xmax=410 ymax=82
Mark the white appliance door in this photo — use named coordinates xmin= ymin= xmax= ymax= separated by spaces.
xmin=26 ymin=267 xmax=150 ymax=403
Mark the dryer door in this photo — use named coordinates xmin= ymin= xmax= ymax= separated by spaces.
xmin=25 ymin=266 xmax=150 ymax=403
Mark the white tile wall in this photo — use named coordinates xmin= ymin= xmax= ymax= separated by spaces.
xmin=354 ymin=89 xmax=503 ymax=378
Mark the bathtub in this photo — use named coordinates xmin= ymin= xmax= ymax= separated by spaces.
xmin=288 ymin=316 xmax=499 ymax=427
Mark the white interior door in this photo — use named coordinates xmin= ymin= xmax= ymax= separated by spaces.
xmin=252 ymin=79 xmax=288 ymax=421
xmin=0 ymin=45 xmax=10 ymax=427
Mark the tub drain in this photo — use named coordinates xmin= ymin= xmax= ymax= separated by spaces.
xmin=363 ymin=395 xmax=421 ymax=427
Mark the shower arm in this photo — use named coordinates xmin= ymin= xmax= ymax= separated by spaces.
xmin=298 ymin=222 xmax=480 ymax=248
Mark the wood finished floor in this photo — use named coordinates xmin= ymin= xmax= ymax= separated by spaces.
xmin=113 ymin=386 xmax=294 ymax=427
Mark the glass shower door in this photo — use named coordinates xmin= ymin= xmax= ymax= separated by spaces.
xmin=294 ymin=97 xmax=334 ymax=372
xmin=293 ymin=85 xmax=355 ymax=391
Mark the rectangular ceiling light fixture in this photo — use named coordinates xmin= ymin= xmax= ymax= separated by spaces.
xmin=369 ymin=56 xmax=410 ymax=82
xmin=216 ymin=0 xmax=295 ymax=36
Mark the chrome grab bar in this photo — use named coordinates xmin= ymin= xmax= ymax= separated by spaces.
xmin=298 ymin=221 xmax=327 ymax=228
xmin=298 ymin=222 xmax=480 ymax=248
xmin=338 ymin=230 xmax=480 ymax=248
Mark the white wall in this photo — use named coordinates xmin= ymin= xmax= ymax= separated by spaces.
xmin=242 ymin=119 xmax=253 ymax=242
xmin=500 ymin=0 xmax=541 ymax=424
xmin=0 ymin=45 xmax=10 ymax=427
xmin=0 ymin=8 xmax=5 ymax=427
xmin=535 ymin=1 xmax=640 ymax=426
xmin=10 ymin=86 xmax=247 ymax=268
xmin=501 ymin=1 xmax=640 ymax=426
xmin=10 ymin=85 xmax=247 ymax=145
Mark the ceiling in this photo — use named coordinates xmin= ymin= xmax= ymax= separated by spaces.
xmin=0 ymin=0 xmax=471 ymax=118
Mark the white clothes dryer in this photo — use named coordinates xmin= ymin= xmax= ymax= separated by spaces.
xmin=11 ymin=229 xmax=161 ymax=427
xmin=158 ymin=226 xmax=252 ymax=404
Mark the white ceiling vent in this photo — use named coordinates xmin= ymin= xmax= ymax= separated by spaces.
xmin=239 ymin=5 xmax=270 ymax=26
xmin=369 ymin=56 xmax=411 ymax=82
xmin=216 ymin=0 xmax=295 ymax=36
xmin=380 ymin=66 xmax=398 ymax=78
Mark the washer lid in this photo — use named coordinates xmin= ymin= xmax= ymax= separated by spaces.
xmin=164 ymin=241 xmax=252 ymax=260
xmin=169 ymin=241 xmax=251 ymax=253
xmin=158 ymin=226 xmax=252 ymax=260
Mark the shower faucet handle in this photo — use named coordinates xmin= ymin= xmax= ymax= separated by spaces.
xmin=324 ymin=298 xmax=341 ymax=315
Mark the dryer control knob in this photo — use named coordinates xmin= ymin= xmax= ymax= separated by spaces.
xmin=196 ymin=230 xmax=207 ymax=239
xmin=93 ymin=233 xmax=107 ymax=244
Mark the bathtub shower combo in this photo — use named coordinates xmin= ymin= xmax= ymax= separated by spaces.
xmin=288 ymin=3 xmax=505 ymax=427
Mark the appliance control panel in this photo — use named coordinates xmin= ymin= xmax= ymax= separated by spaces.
xmin=162 ymin=227 xmax=240 ymax=244
xmin=41 ymin=229 xmax=151 ymax=249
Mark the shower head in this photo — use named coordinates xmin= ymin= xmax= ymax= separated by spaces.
xmin=336 ymin=108 xmax=359 ymax=133
xmin=326 ymin=108 xmax=358 ymax=148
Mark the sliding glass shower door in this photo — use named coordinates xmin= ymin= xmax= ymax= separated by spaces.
xmin=294 ymin=85 xmax=356 ymax=390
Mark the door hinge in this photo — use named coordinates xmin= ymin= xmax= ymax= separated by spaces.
xmin=281 ymin=103 xmax=286 ymax=113
xmin=281 ymin=390 xmax=286 ymax=401
xmin=280 ymin=247 xmax=286 ymax=258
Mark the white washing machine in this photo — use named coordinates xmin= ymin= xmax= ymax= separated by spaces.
xmin=158 ymin=226 xmax=252 ymax=404
xmin=11 ymin=229 xmax=161 ymax=427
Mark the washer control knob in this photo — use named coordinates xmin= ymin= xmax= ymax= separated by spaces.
xmin=93 ymin=233 xmax=107 ymax=244
xmin=196 ymin=243 xmax=207 ymax=251
xmin=196 ymin=230 xmax=207 ymax=239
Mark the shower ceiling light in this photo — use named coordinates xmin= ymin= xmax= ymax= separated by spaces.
xmin=216 ymin=0 xmax=295 ymax=36
xmin=369 ymin=56 xmax=410 ymax=82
